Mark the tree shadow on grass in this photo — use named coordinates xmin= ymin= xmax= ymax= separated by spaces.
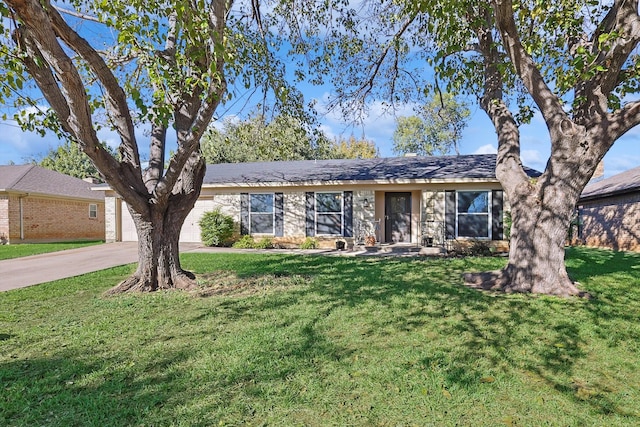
xmin=184 ymin=252 xmax=639 ymax=421
xmin=2 ymin=251 xmax=638 ymax=424
xmin=0 ymin=351 xmax=191 ymax=426
xmin=566 ymin=247 xmax=640 ymax=343
xmin=0 ymin=317 xmax=352 ymax=426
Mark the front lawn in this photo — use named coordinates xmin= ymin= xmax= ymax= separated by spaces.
xmin=0 ymin=240 xmax=103 ymax=260
xmin=0 ymin=248 xmax=638 ymax=426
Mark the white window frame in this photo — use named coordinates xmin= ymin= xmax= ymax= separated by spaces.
xmin=456 ymin=190 xmax=492 ymax=239
xmin=315 ymin=192 xmax=343 ymax=236
xmin=89 ymin=204 xmax=98 ymax=219
xmin=249 ymin=193 xmax=275 ymax=235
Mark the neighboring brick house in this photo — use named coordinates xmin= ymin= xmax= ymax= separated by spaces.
xmin=578 ymin=165 xmax=640 ymax=252
xmin=0 ymin=165 xmax=105 ymax=244
xmin=102 ymin=154 xmax=540 ymax=248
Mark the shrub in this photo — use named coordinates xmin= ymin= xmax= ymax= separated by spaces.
xmin=503 ymin=210 xmax=512 ymax=240
xmin=299 ymin=237 xmax=318 ymax=249
xmin=468 ymin=239 xmax=493 ymax=256
xmin=232 ymin=235 xmax=256 ymax=249
xmin=254 ymin=237 xmax=274 ymax=249
xmin=199 ymin=209 xmax=235 ymax=247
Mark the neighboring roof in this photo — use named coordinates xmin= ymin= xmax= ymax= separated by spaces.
xmin=0 ymin=164 xmax=104 ymax=201
xmin=202 ymin=154 xmax=541 ymax=185
xmin=580 ymin=165 xmax=640 ymax=201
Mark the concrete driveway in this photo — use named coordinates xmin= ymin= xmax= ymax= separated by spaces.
xmin=0 ymin=242 xmax=202 ymax=292
xmin=0 ymin=242 xmax=425 ymax=292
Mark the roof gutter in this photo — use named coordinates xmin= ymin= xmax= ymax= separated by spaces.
xmin=579 ymin=186 xmax=640 ymax=203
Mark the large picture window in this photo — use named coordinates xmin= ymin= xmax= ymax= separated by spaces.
xmin=316 ymin=192 xmax=343 ymax=235
xmin=457 ymin=191 xmax=490 ymax=238
xmin=250 ymin=194 xmax=274 ymax=234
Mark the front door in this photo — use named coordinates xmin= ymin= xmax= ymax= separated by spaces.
xmin=385 ymin=192 xmax=411 ymax=243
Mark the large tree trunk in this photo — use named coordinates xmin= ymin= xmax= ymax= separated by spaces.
xmin=105 ymin=157 xmax=206 ymax=295
xmin=464 ymin=127 xmax=602 ymax=297
xmin=464 ymin=181 xmax=584 ymax=296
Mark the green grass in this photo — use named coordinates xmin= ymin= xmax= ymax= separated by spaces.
xmin=0 ymin=241 xmax=103 ymax=260
xmin=1 ymin=247 xmax=639 ymax=426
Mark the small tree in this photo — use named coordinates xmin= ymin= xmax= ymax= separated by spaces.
xmin=327 ymin=135 xmax=379 ymax=159
xmin=31 ymin=140 xmax=115 ymax=181
xmin=393 ymin=93 xmax=470 ymax=156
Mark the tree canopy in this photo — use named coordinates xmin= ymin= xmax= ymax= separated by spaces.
xmin=0 ymin=0 xmax=312 ymax=293
xmin=29 ymin=140 xmax=117 ymax=181
xmin=201 ymin=113 xmax=329 ymax=164
xmin=393 ymin=93 xmax=469 ymax=156
xmin=201 ymin=113 xmax=378 ymax=164
xmin=327 ymin=135 xmax=379 ymax=159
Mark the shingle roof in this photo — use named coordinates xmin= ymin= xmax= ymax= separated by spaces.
xmin=580 ymin=165 xmax=640 ymax=201
xmin=0 ymin=164 xmax=104 ymax=201
xmin=203 ymin=154 xmax=541 ymax=185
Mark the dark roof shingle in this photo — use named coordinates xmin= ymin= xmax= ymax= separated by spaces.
xmin=580 ymin=165 xmax=640 ymax=201
xmin=203 ymin=154 xmax=541 ymax=185
xmin=0 ymin=165 xmax=103 ymax=201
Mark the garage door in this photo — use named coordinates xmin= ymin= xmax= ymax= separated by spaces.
xmin=179 ymin=199 xmax=211 ymax=243
xmin=120 ymin=200 xmax=212 ymax=243
xmin=121 ymin=202 xmax=137 ymax=242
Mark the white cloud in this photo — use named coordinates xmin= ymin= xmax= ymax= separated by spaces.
xmin=521 ymin=149 xmax=546 ymax=172
xmin=473 ymin=144 xmax=497 ymax=154
xmin=314 ymin=93 xmax=418 ymax=156
xmin=0 ymin=119 xmax=60 ymax=164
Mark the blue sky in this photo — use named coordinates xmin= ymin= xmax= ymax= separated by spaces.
xmin=1 ymin=87 xmax=638 ymax=179
xmin=313 ymin=91 xmax=640 ymax=178
xmin=1 ymin=3 xmax=638 ymax=179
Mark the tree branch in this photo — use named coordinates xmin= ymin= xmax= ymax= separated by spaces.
xmin=6 ymin=0 xmax=148 ymax=213
xmin=154 ymin=0 xmax=228 ymax=200
xmin=143 ymin=12 xmax=178 ymax=192
xmin=577 ymin=0 xmax=640 ymax=120
xmin=605 ymin=99 xmax=640 ymax=141
xmin=14 ymin=27 xmax=72 ymax=134
xmin=46 ymin=2 xmax=141 ymax=170
xmin=328 ymin=14 xmax=416 ymax=112
xmin=475 ymin=7 xmax=529 ymax=193
xmin=492 ymin=0 xmax=567 ymax=128
xmin=53 ymin=5 xmax=102 ymax=23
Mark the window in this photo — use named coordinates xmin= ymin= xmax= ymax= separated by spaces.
xmin=316 ymin=192 xmax=343 ymax=235
xmin=250 ymin=194 xmax=274 ymax=234
xmin=457 ymin=191 xmax=490 ymax=238
xmin=89 ymin=204 xmax=98 ymax=219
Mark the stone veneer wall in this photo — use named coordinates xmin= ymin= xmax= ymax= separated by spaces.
xmin=211 ymin=193 xmax=241 ymax=219
xmin=580 ymin=192 xmax=640 ymax=252
xmin=104 ymin=196 xmax=118 ymax=242
xmin=421 ymin=190 xmax=445 ymax=245
xmin=283 ymin=192 xmax=305 ymax=238
xmin=352 ymin=190 xmax=376 ymax=242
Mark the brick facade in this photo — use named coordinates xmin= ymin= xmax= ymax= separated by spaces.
xmin=0 ymin=194 xmax=105 ymax=243
xmin=579 ymin=192 xmax=640 ymax=252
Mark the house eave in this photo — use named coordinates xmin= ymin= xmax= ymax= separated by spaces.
xmin=1 ymin=188 xmax=103 ymax=203
xmin=579 ymin=187 xmax=640 ymax=203
xmin=201 ymin=177 xmax=501 ymax=189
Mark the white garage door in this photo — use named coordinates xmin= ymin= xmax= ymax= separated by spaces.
xmin=121 ymin=203 xmax=137 ymax=242
xmin=120 ymin=200 xmax=212 ymax=243
xmin=179 ymin=199 xmax=211 ymax=243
